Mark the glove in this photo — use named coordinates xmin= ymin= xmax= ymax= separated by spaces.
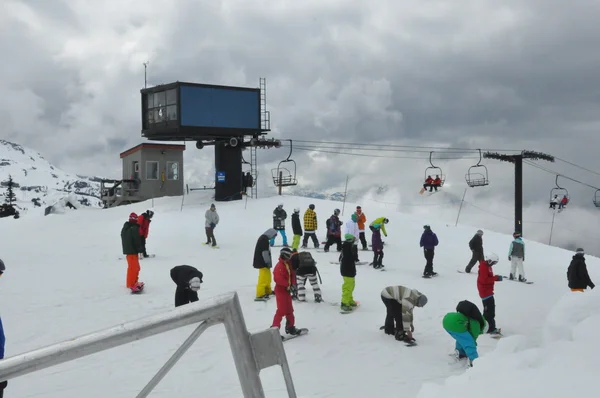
xmin=497 ymin=275 xmax=503 ymax=281
xmin=290 ymin=284 xmax=298 ymax=298
xmin=590 ymin=283 xmax=595 ymax=290
xmin=508 ymin=256 xmax=511 ymax=261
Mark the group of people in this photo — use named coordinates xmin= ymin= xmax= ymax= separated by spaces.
xmin=549 ymin=194 xmax=569 ymax=210
xmin=422 ymin=175 xmax=443 ymax=193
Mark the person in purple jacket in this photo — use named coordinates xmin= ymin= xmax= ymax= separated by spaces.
xmin=420 ymin=225 xmax=439 ymax=277
xmin=371 ymin=223 xmax=385 ymax=269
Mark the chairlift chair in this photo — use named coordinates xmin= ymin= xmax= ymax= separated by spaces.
xmin=593 ymin=189 xmax=600 ymax=208
xmin=424 ymin=151 xmax=445 ymax=187
xmin=465 ymin=149 xmax=490 ymax=187
xmin=550 ymin=175 xmax=569 ymax=202
xmin=271 ymin=139 xmax=298 ymax=187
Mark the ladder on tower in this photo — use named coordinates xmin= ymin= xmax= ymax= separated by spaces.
xmin=250 ymin=146 xmax=258 ymax=199
xmin=259 ymin=77 xmax=271 ymax=132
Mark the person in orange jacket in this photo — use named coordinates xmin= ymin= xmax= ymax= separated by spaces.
xmin=271 ymin=247 xmax=304 ymax=338
xmin=355 ymin=206 xmax=368 ymax=250
xmin=137 ymin=210 xmax=154 ymax=258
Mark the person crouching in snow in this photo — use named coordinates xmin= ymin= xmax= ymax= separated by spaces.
xmin=271 ymin=247 xmax=303 ymax=338
xmin=121 ymin=212 xmax=144 ymax=293
xmin=371 ymin=223 xmax=384 ymax=269
xmin=443 ymin=300 xmax=487 ymax=367
xmin=254 ymin=229 xmax=278 ymax=300
xmin=170 ymin=265 xmax=203 ymax=307
xmin=290 ymin=249 xmax=323 ymax=303
xmin=137 ymin=210 xmax=154 ymax=258
xmin=477 ymin=253 xmax=502 ymax=335
xmin=380 ymin=285 xmax=428 ymax=344
xmin=340 ymin=234 xmax=358 ymax=312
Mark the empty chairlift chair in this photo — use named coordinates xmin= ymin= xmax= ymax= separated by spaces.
xmin=271 ymin=139 xmax=298 ymax=187
xmin=465 ymin=149 xmax=490 ymax=188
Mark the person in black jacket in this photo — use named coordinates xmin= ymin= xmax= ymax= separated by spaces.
xmin=340 ymin=234 xmax=358 ymax=312
xmin=254 ymin=228 xmax=278 ymax=300
xmin=567 ymin=248 xmax=595 ymax=292
xmin=291 ymin=208 xmax=303 ymax=250
xmin=465 ymin=230 xmax=484 ymax=273
xmin=170 ymin=265 xmax=203 ymax=307
xmin=270 ymin=204 xmax=288 ymax=247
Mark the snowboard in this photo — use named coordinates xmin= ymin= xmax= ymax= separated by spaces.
xmin=378 ymin=327 xmax=417 ymax=346
xmin=202 ymin=243 xmax=219 ymax=249
xmin=130 ymin=282 xmax=145 ymax=294
xmin=329 ymin=261 xmax=369 ymax=265
xmin=118 ymin=254 xmax=155 ymax=260
xmin=489 ymin=329 xmax=503 ymax=339
xmin=422 ymin=273 xmax=439 ymax=278
xmin=505 ymin=278 xmax=533 ymax=284
xmin=339 ymin=301 xmax=361 ymax=314
xmin=282 ymin=328 xmax=309 ymax=341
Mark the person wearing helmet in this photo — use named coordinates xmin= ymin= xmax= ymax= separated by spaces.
xmin=301 ymin=205 xmax=319 ymax=248
xmin=270 ymin=204 xmax=288 ymax=247
xmin=379 ymin=286 xmax=427 ymax=344
xmin=443 ymin=300 xmax=488 ymax=367
xmin=121 ymin=212 xmax=144 ymax=293
xmin=477 ymin=252 xmax=502 ymax=335
xmin=465 ymin=230 xmax=484 ymax=273
xmin=170 ymin=265 xmax=204 ymax=307
xmin=369 ymin=217 xmax=389 ymax=238
xmin=271 ymin=247 xmax=304 ymax=337
xmin=254 ymin=229 xmax=278 ymax=300
xmin=137 ymin=210 xmax=154 ymax=258
xmin=291 ymin=208 xmax=303 ymax=250
xmin=324 ymin=209 xmax=343 ymax=252
xmin=339 ymin=234 xmax=358 ymax=312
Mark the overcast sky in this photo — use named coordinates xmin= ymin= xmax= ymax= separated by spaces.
xmin=2 ymin=0 xmax=600 ymax=254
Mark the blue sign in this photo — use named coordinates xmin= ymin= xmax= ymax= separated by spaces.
xmin=216 ymin=171 xmax=226 ymax=183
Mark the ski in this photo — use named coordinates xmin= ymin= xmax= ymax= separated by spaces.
xmin=329 ymin=261 xmax=368 ymax=265
xmin=282 ymin=328 xmax=309 ymax=341
xmin=140 ymin=254 xmax=156 ymax=259
xmin=505 ymin=278 xmax=533 ymax=284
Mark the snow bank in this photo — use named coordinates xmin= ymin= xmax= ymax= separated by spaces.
xmin=417 ymin=288 xmax=600 ymax=398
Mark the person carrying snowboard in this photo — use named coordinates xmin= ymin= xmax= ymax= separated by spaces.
xmin=170 ymin=265 xmax=203 ymax=307
xmin=420 ymin=225 xmax=439 ymax=277
xmin=291 ymin=208 xmax=303 ymax=250
xmin=340 ymin=234 xmax=358 ymax=312
xmin=443 ymin=300 xmax=488 ymax=367
xmin=205 ymin=204 xmax=219 ymax=247
xmin=465 ymin=229 xmax=484 ymax=273
xmin=371 ymin=223 xmax=384 ymax=269
xmin=323 ymin=209 xmax=343 ymax=252
xmin=345 ymin=213 xmax=361 ymax=262
xmin=137 ymin=210 xmax=154 ymax=259
xmin=477 ymin=253 xmax=502 ymax=335
xmin=355 ymin=206 xmax=368 ymax=250
xmin=508 ymin=232 xmax=526 ymax=281
xmin=121 ymin=212 xmax=144 ymax=293
xmin=291 ymin=249 xmax=323 ymax=302
xmin=254 ymin=229 xmax=278 ymax=300
xmin=270 ymin=203 xmax=288 ymax=247
xmin=567 ymin=248 xmax=595 ymax=292
xmin=301 ymin=204 xmax=319 ymax=248
xmin=271 ymin=247 xmax=304 ymax=338
xmin=380 ymin=285 xmax=428 ymax=344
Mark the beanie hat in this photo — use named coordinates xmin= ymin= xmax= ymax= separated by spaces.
xmin=309 ymin=204 xmax=315 ymax=210
xmin=417 ymin=294 xmax=428 ymax=307
xmin=189 ymin=277 xmax=202 ymax=291
xmin=476 ymin=229 xmax=484 ymax=236
xmin=576 ymin=248 xmax=585 ymax=254
xmin=351 ymin=213 xmax=358 ymax=222
xmin=423 ymin=225 xmax=431 ymax=230
xmin=344 ymin=233 xmax=355 ymax=241
xmin=210 ymin=204 xmax=216 ymax=209
xmin=129 ymin=212 xmax=138 ymax=222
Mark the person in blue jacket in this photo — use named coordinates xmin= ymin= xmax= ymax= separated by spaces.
xmin=420 ymin=225 xmax=439 ymax=277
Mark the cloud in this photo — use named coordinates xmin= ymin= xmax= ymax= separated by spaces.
xmin=2 ymin=0 xmax=600 ymax=254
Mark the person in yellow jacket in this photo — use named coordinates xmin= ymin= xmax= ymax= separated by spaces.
xmin=302 ymin=204 xmax=320 ymax=248
xmin=369 ymin=217 xmax=389 ymax=237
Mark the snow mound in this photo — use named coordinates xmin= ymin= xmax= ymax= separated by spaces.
xmin=417 ymin=288 xmax=600 ymax=398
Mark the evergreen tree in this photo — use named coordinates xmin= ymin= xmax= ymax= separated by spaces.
xmin=4 ymin=175 xmax=17 ymax=205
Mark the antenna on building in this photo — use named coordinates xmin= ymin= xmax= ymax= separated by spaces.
xmin=143 ymin=61 xmax=150 ymax=88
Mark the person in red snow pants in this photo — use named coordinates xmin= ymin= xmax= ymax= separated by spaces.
xmin=271 ymin=249 xmax=296 ymax=330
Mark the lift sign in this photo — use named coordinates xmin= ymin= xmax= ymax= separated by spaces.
xmin=217 ymin=171 xmax=226 ymax=182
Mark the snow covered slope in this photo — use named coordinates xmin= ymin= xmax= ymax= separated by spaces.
xmin=0 ymin=193 xmax=597 ymax=397
xmin=0 ymin=140 xmax=104 ymax=215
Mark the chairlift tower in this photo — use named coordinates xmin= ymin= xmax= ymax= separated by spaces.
xmin=483 ymin=150 xmax=554 ymax=236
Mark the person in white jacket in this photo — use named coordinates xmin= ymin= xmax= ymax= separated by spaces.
xmin=205 ymin=204 xmax=220 ymax=247
xmin=345 ymin=213 xmax=360 ymax=262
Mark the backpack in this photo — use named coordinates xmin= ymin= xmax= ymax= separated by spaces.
xmin=298 ymin=252 xmax=316 ymax=268
xmin=456 ymin=300 xmax=485 ymax=329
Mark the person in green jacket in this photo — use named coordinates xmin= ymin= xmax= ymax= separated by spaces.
xmin=369 ymin=217 xmax=389 ymax=237
xmin=442 ymin=300 xmax=488 ymax=366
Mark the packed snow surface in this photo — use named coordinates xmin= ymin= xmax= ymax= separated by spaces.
xmin=0 ymin=192 xmax=597 ymax=397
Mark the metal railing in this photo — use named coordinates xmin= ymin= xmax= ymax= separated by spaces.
xmin=0 ymin=292 xmax=298 ymax=397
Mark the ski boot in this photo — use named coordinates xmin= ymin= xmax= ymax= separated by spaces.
xmin=519 ymin=276 xmax=527 ymax=282
xmin=340 ymin=303 xmax=353 ymax=312
xmin=314 ymin=294 xmax=323 ymax=303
